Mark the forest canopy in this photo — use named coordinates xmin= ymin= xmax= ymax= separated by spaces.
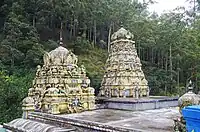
xmin=0 ymin=0 xmax=200 ymax=123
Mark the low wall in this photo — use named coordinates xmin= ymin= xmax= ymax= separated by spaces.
xmin=98 ymin=97 xmax=178 ymax=111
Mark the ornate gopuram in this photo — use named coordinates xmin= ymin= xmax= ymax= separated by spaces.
xmin=23 ymin=41 xmax=95 ymax=115
xmin=99 ymin=27 xmax=149 ymax=98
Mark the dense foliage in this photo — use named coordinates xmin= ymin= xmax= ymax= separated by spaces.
xmin=0 ymin=0 xmax=200 ymax=123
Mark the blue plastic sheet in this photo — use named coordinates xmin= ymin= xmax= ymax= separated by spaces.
xmin=182 ymin=105 xmax=200 ymax=132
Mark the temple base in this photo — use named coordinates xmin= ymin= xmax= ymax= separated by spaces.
xmin=4 ymin=96 xmax=179 ymax=132
xmin=4 ymin=107 xmax=180 ymax=132
xmin=96 ymin=96 xmax=178 ymax=111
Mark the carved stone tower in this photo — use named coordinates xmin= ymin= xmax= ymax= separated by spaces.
xmin=99 ymin=27 xmax=149 ymax=98
xmin=23 ymin=43 xmax=95 ymax=114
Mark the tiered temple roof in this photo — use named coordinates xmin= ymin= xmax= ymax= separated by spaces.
xmin=99 ymin=27 xmax=149 ymax=98
xmin=22 ymin=42 xmax=95 ymax=114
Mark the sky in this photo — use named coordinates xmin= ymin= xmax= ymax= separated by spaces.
xmin=142 ymin=0 xmax=191 ymax=14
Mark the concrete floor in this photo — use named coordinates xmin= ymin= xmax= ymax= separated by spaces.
xmin=60 ymin=107 xmax=180 ymax=132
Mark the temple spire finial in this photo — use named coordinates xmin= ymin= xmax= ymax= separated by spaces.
xmin=59 ymin=37 xmax=63 ymax=46
xmin=120 ymin=22 xmax=124 ymax=28
xmin=188 ymin=80 xmax=193 ymax=92
xmin=59 ymin=22 xmax=63 ymax=46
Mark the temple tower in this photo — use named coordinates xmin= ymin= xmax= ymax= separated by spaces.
xmin=99 ymin=27 xmax=149 ymax=98
xmin=23 ymin=40 xmax=95 ymax=114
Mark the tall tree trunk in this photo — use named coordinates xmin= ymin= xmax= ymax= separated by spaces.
xmin=112 ymin=23 xmax=115 ymax=32
xmin=142 ymin=48 xmax=145 ymax=61
xmin=108 ymin=23 xmax=112 ymax=53
xmin=157 ymin=50 xmax=160 ymax=67
xmin=169 ymin=45 xmax=173 ymax=93
xmin=151 ymin=48 xmax=154 ymax=63
xmin=75 ymin=19 xmax=78 ymax=38
xmin=69 ymin=18 xmax=73 ymax=40
xmin=161 ymin=51 xmax=164 ymax=69
xmin=177 ymin=60 xmax=180 ymax=95
xmin=50 ymin=14 xmax=53 ymax=29
xmin=66 ymin=13 xmax=68 ymax=40
xmin=89 ymin=27 xmax=92 ymax=41
xmin=165 ymin=52 xmax=168 ymax=94
xmin=83 ymin=24 xmax=87 ymax=39
xmin=138 ymin=43 xmax=141 ymax=58
xmin=73 ymin=18 xmax=76 ymax=38
xmin=93 ymin=20 xmax=97 ymax=45
xmin=147 ymin=48 xmax=150 ymax=61
xmin=195 ymin=74 xmax=198 ymax=92
xmin=195 ymin=62 xmax=198 ymax=92
xmin=33 ymin=16 xmax=36 ymax=27
xmin=11 ymin=40 xmax=15 ymax=68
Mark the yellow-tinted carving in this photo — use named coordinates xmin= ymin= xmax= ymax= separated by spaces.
xmin=99 ymin=27 xmax=149 ymax=98
xmin=22 ymin=45 xmax=95 ymax=114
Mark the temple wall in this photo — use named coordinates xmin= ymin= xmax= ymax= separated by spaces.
xmin=97 ymin=97 xmax=178 ymax=111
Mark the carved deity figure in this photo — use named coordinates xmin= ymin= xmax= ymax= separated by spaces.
xmin=36 ymin=65 xmax=41 ymax=77
xmin=54 ymin=56 xmax=62 ymax=65
xmin=80 ymin=65 xmax=86 ymax=74
xmin=135 ymin=85 xmax=139 ymax=99
xmin=43 ymin=52 xmax=50 ymax=66
xmin=72 ymin=54 xmax=78 ymax=64
xmin=66 ymin=51 xmax=73 ymax=64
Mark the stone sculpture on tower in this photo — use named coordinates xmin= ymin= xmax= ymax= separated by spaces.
xmin=22 ymin=38 xmax=95 ymax=115
xmin=99 ymin=27 xmax=149 ymax=98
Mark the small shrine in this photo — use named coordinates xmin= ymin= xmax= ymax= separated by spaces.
xmin=99 ymin=27 xmax=149 ymax=98
xmin=22 ymin=38 xmax=95 ymax=115
xmin=174 ymin=80 xmax=200 ymax=131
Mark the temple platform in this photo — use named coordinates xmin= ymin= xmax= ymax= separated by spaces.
xmin=97 ymin=96 xmax=178 ymax=111
xmin=61 ymin=108 xmax=180 ymax=132
xmin=4 ymin=96 xmax=179 ymax=132
xmin=5 ymin=107 xmax=180 ymax=132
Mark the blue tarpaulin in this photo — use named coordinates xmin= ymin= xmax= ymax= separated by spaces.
xmin=182 ymin=105 xmax=200 ymax=132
